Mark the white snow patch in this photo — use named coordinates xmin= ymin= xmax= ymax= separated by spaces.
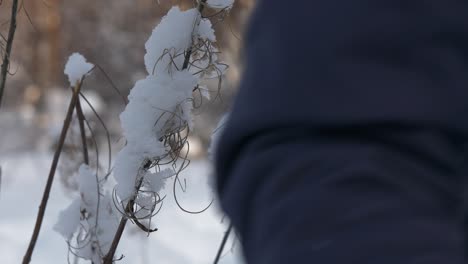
xmin=53 ymin=198 xmax=81 ymax=240
xmin=77 ymin=164 xmax=99 ymax=209
xmin=144 ymin=7 xmax=199 ymax=76
xmin=64 ymin=53 xmax=94 ymax=87
xmin=147 ymin=168 xmax=175 ymax=194
xmin=0 ymin=152 xmax=244 ymax=264
xmin=198 ymin=18 xmax=216 ymax=42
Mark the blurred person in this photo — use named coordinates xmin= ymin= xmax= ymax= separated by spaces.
xmin=215 ymin=0 xmax=468 ymax=263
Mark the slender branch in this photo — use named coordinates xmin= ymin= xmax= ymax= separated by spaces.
xmin=76 ymin=99 xmax=89 ymax=165
xmin=22 ymin=81 xmax=84 ymax=264
xmin=102 ymin=201 xmax=131 ymax=264
xmin=213 ymin=223 xmax=233 ymax=264
xmin=0 ymin=0 xmax=19 ymax=108
xmin=79 ymin=92 xmax=112 ymax=174
xmin=103 ymin=178 xmax=142 ymax=264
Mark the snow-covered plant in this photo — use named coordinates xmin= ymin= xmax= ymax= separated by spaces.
xmin=53 ymin=0 xmax=235 ymax=263
xmin=113 ymin=4 xmax=224 ymax=217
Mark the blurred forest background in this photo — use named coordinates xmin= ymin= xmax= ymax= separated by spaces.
xmin=0 ymin=0 xmax=253 ymax=157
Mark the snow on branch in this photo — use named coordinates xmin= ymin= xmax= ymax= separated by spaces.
xmin=64 ymin=53 xmax=94 ymax=87
xmin=54 ymin=165 xmax=119 ymax=263
xmin=115 ymin=3 xmax=226 ymax=206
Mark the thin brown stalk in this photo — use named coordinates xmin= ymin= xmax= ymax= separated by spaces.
xmin=76 ymin=99 xmax=89 ymax=165
xmin=22 ymin=80 xmax=84 ymax=264
xmin=0 ymin=0 xmax=19 ymax=108
xmin=103 ymin=179 xmax=142 ymax=264
xmin=102 ymin=202 xmax=130 ymax=264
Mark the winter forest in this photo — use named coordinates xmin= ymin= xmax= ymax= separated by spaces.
xmin=0 ymin=0 xmax=253 ymax=263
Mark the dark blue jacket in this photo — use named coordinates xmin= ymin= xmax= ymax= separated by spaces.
xmin=215 ymin=1 xmax=468 ymax=263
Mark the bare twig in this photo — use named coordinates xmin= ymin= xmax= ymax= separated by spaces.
xmin=0 ymin=0 xmax=19 ymax=108
xmin=94 ymin=64 xmax=127 ymax=105
xmin=22 ymin=80 xmax=84 ymax=264
xmin=102 ymin=202 xmax=130 ymax=264
xmin=213 ymin=223 xmax=233 ymax=264
xmin=76 ymin=99 xmax=89 ymax=165
xmin=103 ymin=178 xmax=143 ymax=264
xmin=79 ymin=92 xmax=112 ymax=175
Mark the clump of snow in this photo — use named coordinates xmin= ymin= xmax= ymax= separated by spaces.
xmin=146 ymin=168 xmax=175 ymax=194
xmin=64 ymin=53 xmax=94 ymax=87
xmin=54 ymin=198 xmax=81 ymax=240
xmin=54 ymin=163 xmax=119 ymax=262
xmin=207 ymin=0 xmax=234 ymax=9
xmin=77 ymin=164 xmax=99 ymax=209
xmin=144 ymin=7 xmax=199 ymax=76
xmin=80 ymin=193 xmax=119 ymax=262
xmin=114 ymin=71 xmax=197 ymax=201
xmin=120 ymin=72 xmax=197 ymax=143
xmin=113 ymin=147 xmax=146 ymax=200
xmin=197 ymin=19 xmax=216 ymax=42
xmin=144 ymin=7 xmax=220 ymax=76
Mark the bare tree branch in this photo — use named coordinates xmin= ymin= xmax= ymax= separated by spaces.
xmin=76 ymin=99 xmax=89 ymax=165
xmin=0 ymin=0 xmax=19 ymax=108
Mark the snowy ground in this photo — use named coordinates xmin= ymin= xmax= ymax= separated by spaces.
xmin=0 ymin=112 xmax=244 ymax=264
xmin=0 ymin=153 xmax=243 ymax=264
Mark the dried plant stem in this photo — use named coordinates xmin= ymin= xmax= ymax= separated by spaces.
xmin=213 ymin=223 xmax=233 ymax=264
xmin=0 ymin=0 xmax=19 ymax=108
xmin=76 ymin=99 xmax=89 ymax=165
xmin=102 ymin=201 xmax=132 ymax=264
xmin=22 ymin=81 xmax=84 ymax=264
xmin=103 ymin=179 xmax=142 ymax=264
